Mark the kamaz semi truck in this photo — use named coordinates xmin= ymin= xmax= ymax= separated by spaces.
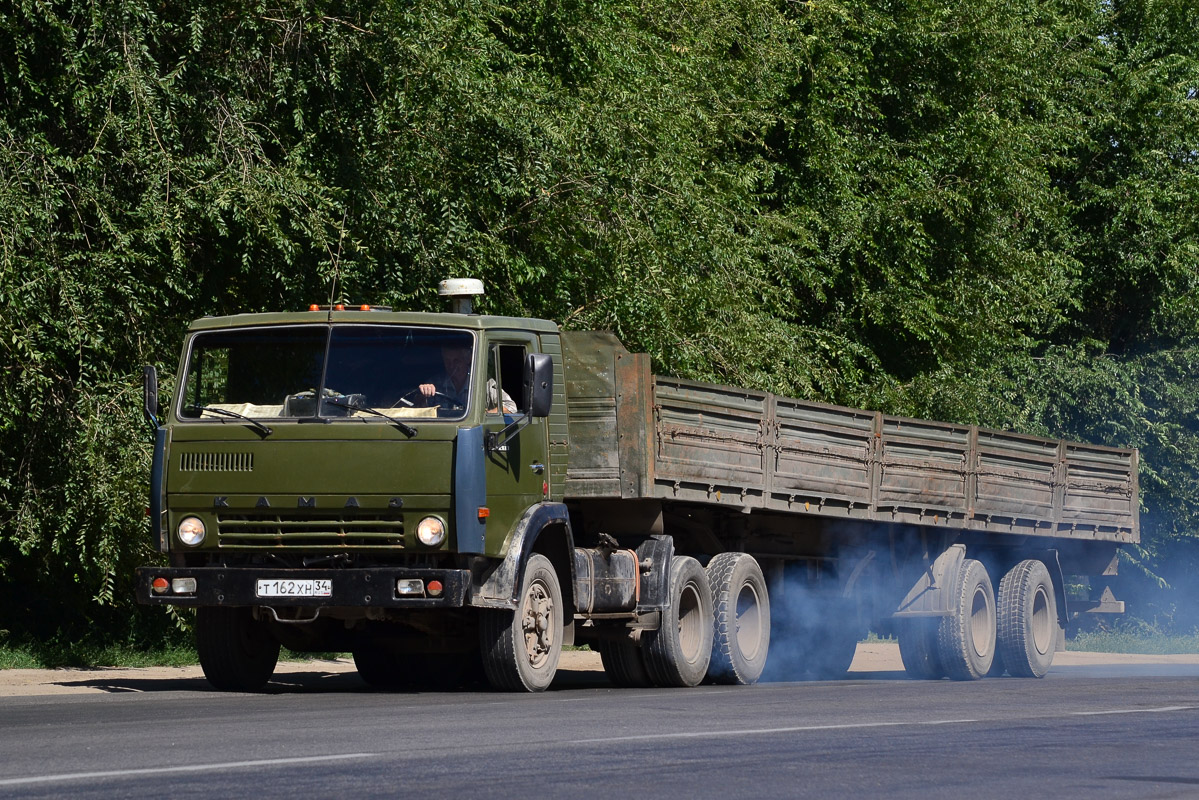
xmin=136 ymin=279 xmax=1138 ymax=691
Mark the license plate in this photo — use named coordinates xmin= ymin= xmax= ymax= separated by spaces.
xmin=255 ymin=579 xmax=332 ymax=598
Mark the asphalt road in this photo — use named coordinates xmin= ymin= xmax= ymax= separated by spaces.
xmin=2 ymin=664 xmax=1198 ymax=799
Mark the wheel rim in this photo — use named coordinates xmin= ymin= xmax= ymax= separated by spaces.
xmin=969 ymin=585 xmax=993 ymax=659
xmin=1031 ymin=584 xmax=1052 ymax=655
xmin=735 ymin=582 xmax=764 ymax=661
xmin=677 ymin=580 xmax=704 ymax=662
xmin=521 ymin=578 xmax=555 ymax=669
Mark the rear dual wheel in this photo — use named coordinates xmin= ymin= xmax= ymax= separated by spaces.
xmin=898 ymin=618 xmax=944 ymax=680
xmin=899 ymin=558 xmax=997 ymax=681
xmin=937 ymin=559 xmax=997 ymax=680
xmin=706 ymin=552 xmax=770 ymax=685
xmin=642 ymin=556 xmax=714 ymax=687
xmin=995 ymin=560 xmax=1057 ymax=678
xmin=603 ymin=553 xmax=770 ymax=688
xmin=598 ymin=636 xmax=653 ymax=688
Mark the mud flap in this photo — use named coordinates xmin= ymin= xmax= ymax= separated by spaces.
xmin=892 ymin=543 xmax=966 ymax=618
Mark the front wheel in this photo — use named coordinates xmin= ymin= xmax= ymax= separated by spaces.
xmin=479 ymin=554 xmax=563 ymax=691
xmin=642 ymin=556 xmax=714 ymax=687
xmin=196 ymin=606 xmax=280 ymax=692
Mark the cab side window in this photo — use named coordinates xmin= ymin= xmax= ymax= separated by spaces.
xmin=487 ymin=343 xmax=526 ymax=414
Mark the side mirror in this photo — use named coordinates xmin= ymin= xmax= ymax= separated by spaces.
xmin=522 ymin=353 xmax=553 ymax=418
xmin=143 ymin=365 xmax=160 ymax=429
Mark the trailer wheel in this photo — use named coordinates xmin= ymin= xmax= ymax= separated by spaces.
xmin=997 ymin=560 xmax=1057 ymax=678
xmin=479 ymin=553 xmax=562 ymax=692
xmin=936 ymin=559 xmax=996 ymax=680
xmin=196 ymin=606 xmax=280 ymax=692
xmin=643 ymin=556 xmax=714 ymax=687
xmin=704 ymin=553 xmax=770 ymax=685
xmin=599 ymin=637 xmax=653 ymax=688
xmin=898 ymin=619 xmax=945 ymax=680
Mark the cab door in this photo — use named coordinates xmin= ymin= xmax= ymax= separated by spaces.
xmin=481 ymin=335 xmax=549 ymax=554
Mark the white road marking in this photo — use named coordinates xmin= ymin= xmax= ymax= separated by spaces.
xmin=573 ymin=705 xmax=1198 ymax=745
xmin=1072 ymin=705 xmax=1197 ymax=716
xmin=0 ymin=752 xmax=378 ymax=788
xmin=574 ymin=719 xmax=978 ymax=744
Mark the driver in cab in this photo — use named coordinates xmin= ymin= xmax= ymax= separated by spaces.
xmin=419 ymin=346 xmax=471 ymax=409
xmin=419 ymin=345 xmax=517 ymax=413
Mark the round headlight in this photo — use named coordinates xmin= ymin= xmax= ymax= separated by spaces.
xmin=177 ymin=516 xmax=207 ymax=547
xmin=416 ymin=516 xmax=446 ymax=547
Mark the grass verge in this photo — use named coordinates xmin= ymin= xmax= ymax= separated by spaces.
xmin=0 ymin=642 xmax=350 ymax=670
xmin=0 ymin=642 xmax=198 ymax=670
xmin=1066 ymin=629 xmax=1199 ymax=654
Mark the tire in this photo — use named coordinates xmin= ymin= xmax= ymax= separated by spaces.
xmin=196 ymin=606 xmax=280 ymax=692
xmin=643 ymin=556 xmax=714 ymax=687
xmin=599 ymin=637 xmax=653 ymax=688
xmin=479 ymin=553 xmax=563 ymax=692
xmin=986 ymin=650 xmax=1008 ymax=677
xmin=936 ymin=559 xmax=997 ymax=680
xmin=898 ymin=618 xmax=945 ymax=680
xmin=706 ymin=553 xmax=771 ymax=685
xmin=355 ymin=645 xmax=479 ymax=690
xmin=996 ymin=559 xmax=1057 ymax=678
xmin=353 ymin=644 xmax=403 ymax=689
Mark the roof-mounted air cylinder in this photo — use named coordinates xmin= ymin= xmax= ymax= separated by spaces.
xmin=439 ymin=279 xmax=485 ymax=315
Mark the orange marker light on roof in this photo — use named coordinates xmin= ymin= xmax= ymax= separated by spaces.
xmin=360 ymin=304 xmax=371 ymax=311
xmin=309 ymin=304 xmax=320 ymax=311
xmin=334 ymin=304 xmax=345 ymax=311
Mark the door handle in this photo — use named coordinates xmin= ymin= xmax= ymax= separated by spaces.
xmin=531 ymin=463 xmax=545 ymax=474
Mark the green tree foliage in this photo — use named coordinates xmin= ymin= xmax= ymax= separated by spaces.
xmin=0 ymin=0 xmax=1196 ymax=646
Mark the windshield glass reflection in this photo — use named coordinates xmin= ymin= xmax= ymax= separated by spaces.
xmin=179 ymin=325 xmax=475 ymax=421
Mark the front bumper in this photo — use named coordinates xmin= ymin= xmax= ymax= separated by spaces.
xmin=134 ymin=566 xmax=471 ymax=609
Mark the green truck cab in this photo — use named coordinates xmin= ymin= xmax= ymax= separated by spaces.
xmin=137 ymin=280 xmax=1138 ymax=692
xmin=137 ymin=281 xmax=577 ymax=691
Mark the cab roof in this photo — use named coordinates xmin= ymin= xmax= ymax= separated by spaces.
xmin=186 ymin=309 xmax=561 ymax=334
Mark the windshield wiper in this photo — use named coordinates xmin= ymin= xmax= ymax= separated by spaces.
xmin=323 ymin=398 xmax=418 ymax=439
xmin=187 ymin=405 xmax=274 ymax=438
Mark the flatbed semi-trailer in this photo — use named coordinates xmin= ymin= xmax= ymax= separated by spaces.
xmin=136 ymin=280 xmax=1136 ymax=690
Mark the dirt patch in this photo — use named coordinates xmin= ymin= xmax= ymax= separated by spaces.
xmin=2 ymin=645 xmax=1196 ymax=696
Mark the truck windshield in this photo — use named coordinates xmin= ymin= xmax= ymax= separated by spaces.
xmin=179 ymin=325 xmax=476 ymax=421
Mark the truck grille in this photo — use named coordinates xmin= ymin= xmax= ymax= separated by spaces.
xmin=216 ymin=513 xmax=404 ymax=549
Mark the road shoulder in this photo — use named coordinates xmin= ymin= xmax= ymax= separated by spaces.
xmin=3 ymin=644 xmax=1197 ymax=696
